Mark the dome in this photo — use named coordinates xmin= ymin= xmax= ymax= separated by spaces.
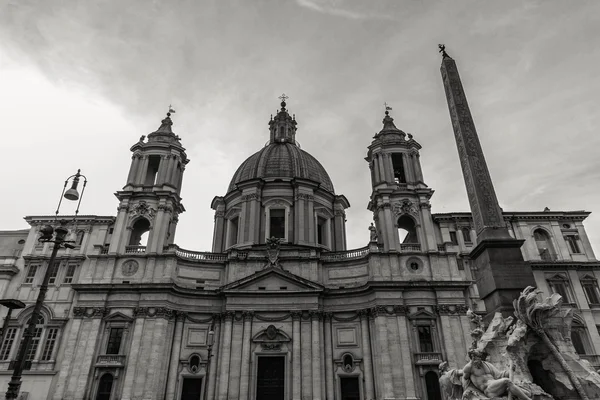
xmin=227 ymin=142 xmax=335 ymax=193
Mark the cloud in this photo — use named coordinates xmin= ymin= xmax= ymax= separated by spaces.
xmin=295 ymin=0 xmax=393 ymax=20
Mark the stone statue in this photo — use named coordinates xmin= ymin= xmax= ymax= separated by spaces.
xmin=439 ymin=361 xmax=463 ymax=400
xmin=369 ymin=222 xmax=378 ymax=242
xmin=139 ymin=135 xmax=145 ymax=142
xmin=462 ymin=349 xmax=532 ymax=400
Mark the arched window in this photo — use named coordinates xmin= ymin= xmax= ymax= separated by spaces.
xmin=570 ymin=320 xmax=590 ymax=355
xmin=425 ymin=371 xmax=442 ymax=400
xmin=397 ymin=215 xmax=418 ymax=244
xmin=546 ymin=274 xmax=573 ymax=303
xmin=0 ymin=312 xmax=61 ymax=368
xmin=76 ymin=230 xmax=85 ymax=246
xmin=533 ymin=229 xmax=556 ymax=261
xmin=95 ymin=373 xmax=114 ymax=400
xmin=129 ymin=218 xmax=150 ymax=247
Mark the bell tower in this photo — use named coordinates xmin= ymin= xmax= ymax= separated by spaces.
xmin=108 ymin=111 xmax=189 ymax=255
xmin=366 ymin=109 xmax=437 ymax=252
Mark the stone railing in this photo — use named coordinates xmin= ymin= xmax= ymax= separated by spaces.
xmin=400 ymin=243 xmax=421 ymax=252
xmin=100 ymin=246 xmax=109 ymax=255
xmin=125 ymin=245 xmax=146 ymax=254
xmin=579 ymin=354 xmax=600 ymax=368
xmin=414 ymin=352 xmax=443 ymax=365
xmin=96 ymin=354 xmax=127 ymax=366
xmin=321 ymin=246 xmax=370 ymax=262
xmin=437 ymin=244 xmax=446 ymax=252
xmin=174 ymin=247 xmax=227 ymax=262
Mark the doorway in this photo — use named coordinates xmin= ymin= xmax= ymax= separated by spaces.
xmin=256 ymin=356 xmax=285 ymax=400
xmin=181 ymin=377 xmax=203 ymax=400
xmin=425 ymin=371 xmax=442 ymax=400
xmin=340 ymin=377 xmax=360 ymax=400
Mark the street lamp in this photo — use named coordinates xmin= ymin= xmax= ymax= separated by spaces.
xmin=5 ymin=169 xmax=87 ymax=400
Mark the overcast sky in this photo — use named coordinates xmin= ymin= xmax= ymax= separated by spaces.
xmin=1 ymin=0 xmax=599 ymax=254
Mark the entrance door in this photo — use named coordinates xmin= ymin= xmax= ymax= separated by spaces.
xmin=181 ymin=378 xmax=203 ymax=400
xmin=340 ymin=377 xmax=360 ymax=400
xmin=425 ymin=371 xmax=442 ymax=400
xmin=256 ymin=356 xmax=285 ymax=400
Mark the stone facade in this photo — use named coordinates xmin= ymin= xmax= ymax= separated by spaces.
xmin=0 ymin=104 xmax=598 ymax=400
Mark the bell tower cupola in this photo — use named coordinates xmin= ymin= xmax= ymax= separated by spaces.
xmin=109 ymin=109 xmax=189 ymax=255
xmin=269 ymin=94 xmax=297 ymax=145
xmin=366 ymin=107 xmax=437 ymax=252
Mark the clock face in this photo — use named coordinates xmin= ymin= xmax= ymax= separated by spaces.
xmin=121 ymin=260 xmax=139 ymax=277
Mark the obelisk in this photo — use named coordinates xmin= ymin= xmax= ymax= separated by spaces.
xmin=439 ymin=45 xmax=535 ymax=318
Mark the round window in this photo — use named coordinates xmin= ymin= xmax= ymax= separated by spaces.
xmin=18 ymin=239 xmax=25 ymax=244
xmin=406 ymin=257 xmax=423 ymax=273
xmin=562 ymin=224 xmax=571 ymax=229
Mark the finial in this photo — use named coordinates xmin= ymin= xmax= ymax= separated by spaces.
xmin=167 ymin=104 xmax=176 ymax=117
xmin=438 ymin=44 xmax=450 ymax=58
xmin=278 ymin=93 xmax=289 ymax=110
xmin=384 ymin=102 xmax=392 ymax=116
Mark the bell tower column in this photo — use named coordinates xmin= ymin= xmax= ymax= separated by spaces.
xmin=440 ymin=45 xmax=535 ymax=318
xmin=109 ymin=111 xmax=189 ymax=256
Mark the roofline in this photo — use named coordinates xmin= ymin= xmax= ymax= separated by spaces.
xmin=433 ymin=210 xmax=591 ymax=222
xmin=24 ymin=215 xmax=116 ymax=225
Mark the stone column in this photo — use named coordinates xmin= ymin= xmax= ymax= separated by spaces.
xmin=373 ymin=307 xmax=393 ymax=398
xmin=217 ymin=312 xmax=234 ymax=400
xmin=136 ymin=155 xmax=149 ymax=184
xmin=402 ymin=152 xmax=413 ymax=183
xmin=359 ymin=311 xmax=375 ymax=400
xmin=382 ymin=153 xmax=392 ymax=183
xmin=126 ymin=155 xmax=140 ymax=185
xmin=164 ymin=155 xmax=175 ymax=186
xmin=323 ymin=313 xmax=335 ymax=400
xmin=52 ymin=318 xmax=82 ymax=400
xmin=373 ymin=154 xmax=381 ymax=183
xmin=307 ymin=195 xmax=315 ymax=246
xmin=292 ymin=312 xmax=302 ymax=400
xmin=121 ymin=312 xmax=146 ymax=399
xmin=420 ymin=203 xmax=438 ymax=252
xmin=212 ymin=210 xmax=225 ymax=252
xmin=396 ymin=311 xmax=416 ymax=399
xmin=165 ymin=313 xmax=185 ymax=399
xmin=207 ymin=316 xmax=222 ymax=400
xmin=238 ymin=312 xmax=253 ymax=400
xmin=310 ymin=312 xmax=322 ymax=400
xmin=413 ymin=153 xmax=424 ymax=182
xmin=333 ymin=209 xmax=345 ymax=251
xmin=108 ymin=204 xmax=130 ymax=254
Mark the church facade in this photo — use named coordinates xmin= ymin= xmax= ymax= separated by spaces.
xmin=0 ymin=57 xmax=599 ymax=400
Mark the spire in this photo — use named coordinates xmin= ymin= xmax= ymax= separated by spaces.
xmin=376 ymin=103 xmax=406 ymax=138
xmin=269 ymin=94 xmax=298 ymax=144
xmin=146 ymin=106 xmax=182 ymax=145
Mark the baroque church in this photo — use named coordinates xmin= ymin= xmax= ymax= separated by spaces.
xmin=0 ymin=52 xmax=599 ymax=400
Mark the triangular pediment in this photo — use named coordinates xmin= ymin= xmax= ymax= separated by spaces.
xmin=221 ymin=267 xmax=323 ymax=293
xmin=409 ymin=309 xmax=436 ymax=319
xmin=104 ymin=312 xmax=133 ymax=322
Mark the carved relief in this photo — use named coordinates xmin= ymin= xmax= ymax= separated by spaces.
xmin=392 ymin=199 xmax=418 ymax=217
xmin=129 ymin=201 xmax=157 ymax=222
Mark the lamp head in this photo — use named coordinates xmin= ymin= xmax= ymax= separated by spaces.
xmin=63 ymin=170 xmax=82 ymax=201
xmin=38 ymin=225 xmax=54 ymax=242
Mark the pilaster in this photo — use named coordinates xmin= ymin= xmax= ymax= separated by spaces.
xmin=359 ymin=311 xmax=375 ymax=400
xmin=217 ymin=312 xmax=233 ymax=400
xmin=165 ymin=313 xmax=185 ymax=399
xmin=238 ymin=312 xmax=253 ymax=400
xmin=310 ymin=311 xmax=322 ymax=400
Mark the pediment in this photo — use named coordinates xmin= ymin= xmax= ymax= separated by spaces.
xmin=221 ymin=267 xmax=323 ymax=293
xmin=104 ymin=312 xmax=133 ymax=322
xmin=409 ymin=309 xmax=436 ymax=320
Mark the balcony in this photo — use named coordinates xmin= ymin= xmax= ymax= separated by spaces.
xmin=414 ymin=352 xmax=443 ymax=365
xmin=400 ymin=243 xmax=421 ymax=252
xmin=125 ymin=245 xmax=146 ymax=254
xmin=579 ymin=354 xmax=600 ymax=369
xmin=96 ymin=354 xmax=126 ymax=367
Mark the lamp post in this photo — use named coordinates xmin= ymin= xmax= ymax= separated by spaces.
xmin=5 ymin=170 xmax=87 ymax=400
xmin=203 ymin=323 xmax=215 ymax=400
